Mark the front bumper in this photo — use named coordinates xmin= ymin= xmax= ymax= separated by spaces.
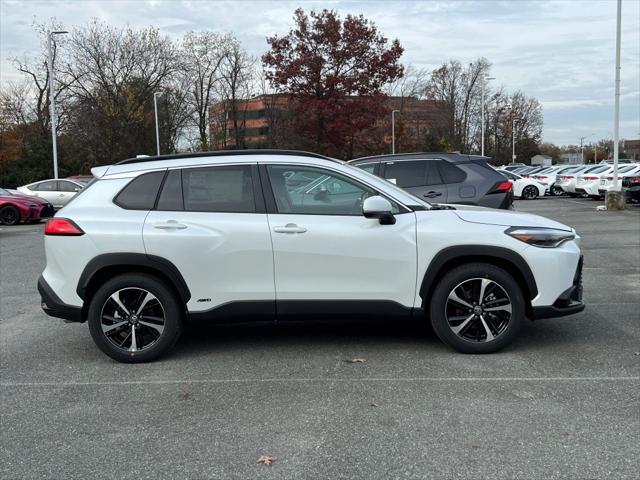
xmin=530 ymin=255 xmax=584 ymax=320
xmin=38 ymin=275 xmax=83 ymax=322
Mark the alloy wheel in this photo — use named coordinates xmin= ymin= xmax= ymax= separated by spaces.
xmin=522 ymin=186 xmax=538 ymax=199
xmin=0 ymin=207 xmax=19 ymax=225
xmin=100 ymin=287 xmax=166 ymax=353
xmin=445 ymin=278 xmax=512 ymax=343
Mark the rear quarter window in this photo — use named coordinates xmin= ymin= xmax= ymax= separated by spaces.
xmin=438 ymin=162 xmax=467 ymax=183
xmin=113 ymin=171 xmax=165 ymax=210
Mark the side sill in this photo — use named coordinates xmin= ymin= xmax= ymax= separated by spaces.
xmin=189 ymin=300 xmax=418 ymax=323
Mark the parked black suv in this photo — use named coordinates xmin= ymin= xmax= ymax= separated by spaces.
xmin=349 ymin=153 xmax=513 ymax=209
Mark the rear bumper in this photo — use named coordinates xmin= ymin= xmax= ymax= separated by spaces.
xmin=478 ymin=192 xmax=513 ymax=210
xmin=38 ymin=275 xmax=83 ymax=322
xmin=530 ymin=255 xmax=584 ymax=320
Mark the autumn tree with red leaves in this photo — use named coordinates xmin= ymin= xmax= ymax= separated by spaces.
xmin=262 ymin=8 xmax=404 ymax=158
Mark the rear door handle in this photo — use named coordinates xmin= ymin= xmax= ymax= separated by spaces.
xmin=273 ymin=223 xmax=307 ymax=234
xmin=154 ymin=221 xmax=187 ymax=230
xmin=424 ymin=191 xmax=443 ymax=198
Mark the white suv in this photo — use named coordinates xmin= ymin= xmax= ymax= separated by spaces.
xmin=39 ymin=151 xmax=584 ymax=362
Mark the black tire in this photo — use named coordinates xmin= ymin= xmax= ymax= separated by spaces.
xmin=429 ymin=263 xmax=525 ymax=354
xmin=0 ymin=205 xmax=21 ymax=225
xmin=551 ymin=185 xmax=564 ymax=196
xmin=522 ymin=185 xmax=539 ymax=200
xmin=87 ymin=273 xmax=183 ymax=363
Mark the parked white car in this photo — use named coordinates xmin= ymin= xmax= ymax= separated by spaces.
xmin=530 ymin=166 xmax=580 ymax=196
xmin=598 ymin=164 xmax=640 ymax=197
xmin=574 ymin=165 xmax=621 ymax=198
xmin=500 ymin=170 xmax=546 ymax=199
xmin=39 ymin=150 xmax=584 ymax=362
xmin=17 ymin=179 xmax=85 ymax=208
xmin=558 ymin=165 xmax=602 ymax=196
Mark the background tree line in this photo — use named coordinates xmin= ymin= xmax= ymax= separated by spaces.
xmin=1 ymin=10 xmax=549 ymax=186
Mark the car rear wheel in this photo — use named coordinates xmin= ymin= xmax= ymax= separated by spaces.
xmin=551 ymin=185 xmax=564 ymax=196
xmin=87 ymin=273 xmax=183 ymax=363
xmin=522 ymin=185 xmax=539 ymax=200
xmin=429 ymin=263 xmax=525 ymax=354
xmin=0 ymin=205 xmax=20 ymax=225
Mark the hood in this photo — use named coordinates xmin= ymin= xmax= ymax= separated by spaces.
xmin=452 ymin=205 xmax=572 ymax=231
xmin=4 ymin=192 xmax=50 ymax=204
xmin=0 ymin=194 xmax=39 ymax=205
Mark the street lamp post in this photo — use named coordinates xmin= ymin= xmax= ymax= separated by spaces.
xmin=391 ymin=109 xmax=400 ymax=154
xmin=511 ymin=118 xmax=518 ymax=164
xmin=153 ymin=92 xmax=162 ymax=156
xmin=612 ymin=0 xmax=622 ymax=191
xmin=481 ymin=76 xmax=495 ymax=157
xmin=47 ymin=30 xmax=68 ymax=179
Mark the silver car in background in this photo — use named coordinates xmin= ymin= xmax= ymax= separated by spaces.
xmin=17 ymin=179 xmax=85 ymax=209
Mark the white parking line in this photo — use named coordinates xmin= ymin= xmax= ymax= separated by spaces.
xmin=2 ymin=376 xmax=638 ymax=387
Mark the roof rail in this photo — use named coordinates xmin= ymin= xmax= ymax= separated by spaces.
xmin=116 ymin=149 xmax=336 ymax=165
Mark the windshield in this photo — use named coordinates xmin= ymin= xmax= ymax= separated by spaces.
xmin=344 ymin=163 xmax=431 ymax=208
xmin=0 ymin=188 xmax=10 ymax=195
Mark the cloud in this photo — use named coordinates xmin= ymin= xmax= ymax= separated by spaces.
xmin=0 ymin=0 xmax=638 ymax=145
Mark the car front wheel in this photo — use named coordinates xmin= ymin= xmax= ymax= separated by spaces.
xmin=0 ymin=205 xmax=20 ymax=225
xmin=429 ymin=263 xmax=525 ymax=354
xmin=87 ymin=273 xmax=183 ymax=363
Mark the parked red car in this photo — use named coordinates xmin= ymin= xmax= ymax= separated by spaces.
xmin=0 ymin=188 xmax=54 ymax=225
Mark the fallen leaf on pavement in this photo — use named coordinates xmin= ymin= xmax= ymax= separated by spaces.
xmin=344 ymin=358 xmax=366 ymax=363
xmin=257 ymin=455 xmax=275 ymax=466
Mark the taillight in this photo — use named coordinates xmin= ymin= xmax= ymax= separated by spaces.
xmin=537 ymin=176 xmax=548 ymax=180
xmin=583 ymin=176 xmax=598 ymax=181
xmin=44 ymin=218 xmax=85 ymax=236
xmin=490 ymin=181 xmax=513 ymax=194
xmin=628 ymin=176 xmax=640 ymax=184
xmin=606 ymin=176 xmax=613 ymax=180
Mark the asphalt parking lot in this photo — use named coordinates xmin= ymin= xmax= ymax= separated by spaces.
xmin=1 ymin=197 xmax=639 ymax=480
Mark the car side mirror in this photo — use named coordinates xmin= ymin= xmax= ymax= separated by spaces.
xmin=362 ymin=195 xmax=395 ymax=225
xmin=74 ymin=187 xmax=80 ymax=192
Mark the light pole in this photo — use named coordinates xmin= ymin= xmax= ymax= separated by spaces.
xmin=153 ymin=92 xmax=162 ymax=156
xmin=481 ymin=76 xmax=495 ymax=157
xmin=612 ymin=0 xmax=622 ymax=191
xmin=47 ymin=30 xmax=68 ymax=179
xmin=391 ymin=109 xmax=400 ymax=154
xmin=511 ymin=118 xmax=517 ymax=164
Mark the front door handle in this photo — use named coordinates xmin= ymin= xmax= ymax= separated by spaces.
xmin=424 ymin=191 xmax=443 ymax=198
xmin=273 ymin=223 xmax=307 ymax=234
xmin=154 ymin=220 xmax=187 ymax=230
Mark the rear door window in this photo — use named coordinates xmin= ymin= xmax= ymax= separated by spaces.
xmin=156 ymin=169 xmax=184 ymax=211
xmin=59 ymin=181 xmax=81 ymax=192
xmin=384 ymin=160 xmax=427 ymax=187
xmin=182 ymin=165 xmax=255 ymax=213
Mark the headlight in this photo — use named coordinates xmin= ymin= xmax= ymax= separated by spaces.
xmin=505 ymin=227 xmax=575 ymax=248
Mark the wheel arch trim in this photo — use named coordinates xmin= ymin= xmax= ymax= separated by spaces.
xmin=419 ymin=245 xmax=538 ymax=305
xmin=77 ymin=253 xmax=191 ymax=304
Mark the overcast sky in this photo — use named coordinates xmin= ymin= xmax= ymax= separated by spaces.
xmin=1 ymin=0 xmax=638 ymax=145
